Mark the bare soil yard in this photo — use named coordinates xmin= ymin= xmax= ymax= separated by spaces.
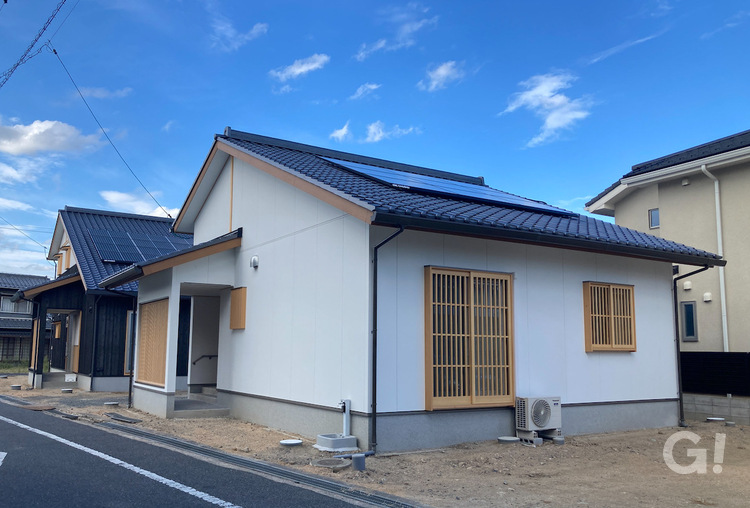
xmin=2 ymin=376 xmax=749 ymax=507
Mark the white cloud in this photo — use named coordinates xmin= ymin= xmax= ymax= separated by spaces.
xmin=272 ymin=84 xmax=294 ymax=95
xmin=349 ymin=83 xmax=381 ymax=100
xmin=161 ymin=120 xmax=176 ymax=133
xmin=354 ymin=4 xmax=437 ymax=61
xmin=0 ymin=197 xmax=34 ymax=212
xmin=79 ymin=87 xmax=133 ymax=99
xmin=100 ymin=190 xmax=179 ymax=218
xmin=269 ymin=54 xmax=330 ymax=82
xmin=502 ymin=72 xmax=593 ymax=147
xmin=329 ymin=122 xmax=352 ymax=142
xmin=417 ymin=61 xmax=464 ymax=92
xmin=355 ymin=39 xmax=387 ymax=62
xmin=364 ymin=121 xmax=420 ymax=143
xmin=0 ymin=120 xmax=100 ymax=156
xmin=205 ymin=1 xmax=268 ymax=52
xmin=0 ymin=246 xmax=54 ymax=277
xmin=587 ymin=30 xmax=666 ymax=64
xmin=701 ymin=11 xmax=750 ymax=39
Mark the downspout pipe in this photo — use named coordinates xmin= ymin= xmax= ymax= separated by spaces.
xmin=370 ymin=225 xmax=404 ymax=453
xmin=673 ymin=265 xmax=710 ymax=427
xmin=700 ymin=164 xmax=729 ymax=352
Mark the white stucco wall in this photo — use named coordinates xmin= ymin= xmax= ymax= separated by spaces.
xmin=372 ymin=227 xmax=678 ymax=413
xmin=197 ymin=156 xmax=373 ymax=413
xmin=193 ymin=159 xmax=233 ymax=242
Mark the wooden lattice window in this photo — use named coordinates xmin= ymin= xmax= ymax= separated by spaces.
xmin=583 ymin=282 xmax=636 ymax=352
xmin=136 ymin=299 xmax=169 ymax=387
xmin=424 ymin=267 xmax=515 ymax=410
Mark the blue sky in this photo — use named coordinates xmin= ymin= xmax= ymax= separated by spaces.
xmin=1 ymin=1 xmax=750 ymax=277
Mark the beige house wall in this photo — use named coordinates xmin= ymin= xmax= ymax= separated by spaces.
xmin=611 ymin=163 xmax=750 ymax=352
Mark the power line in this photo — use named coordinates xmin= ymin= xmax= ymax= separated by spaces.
xmin=0 ymin=215 xmax=55 ymax=267
xmin=49 ymin=44 xmax=173 ymax=219
xmin=0 ymin=0 xmax=67 ymax=90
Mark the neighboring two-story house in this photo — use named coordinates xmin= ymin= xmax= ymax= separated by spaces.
xmin=1 ymin=273 xmax=49 ymax=363
xmin=586 ymin=129 xmax=750 ymax=353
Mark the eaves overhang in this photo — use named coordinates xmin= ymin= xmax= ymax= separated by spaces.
xmin=372 ymin=212 xmax=726 ymax=268
xmin=13 ymin=272 xmax=83 ymax=300
xmin=99 ymin=228 xmax=243 ymax=289
xmin=587 ymin=145 xmax=750 ymax=216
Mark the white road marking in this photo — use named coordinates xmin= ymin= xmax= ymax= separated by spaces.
xmin=0 ymin=451 xmax=6 ymax=467
xmin=0 ymin=415 xmax=241 ymax=507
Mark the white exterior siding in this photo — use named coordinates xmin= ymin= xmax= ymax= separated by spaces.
xmin=210 ymin=156 xmax=372 ymax=413
xmin=193 ymin=158 xmax=233 ymax=242
xmin=372 ymin=227 xmax=678 ymax=413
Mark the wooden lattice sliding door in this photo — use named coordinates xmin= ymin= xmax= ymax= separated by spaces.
xmin=425 ymin=267 xmax=515 ymax=410
xmin=136 ymin=298 xmax=169 ymax=387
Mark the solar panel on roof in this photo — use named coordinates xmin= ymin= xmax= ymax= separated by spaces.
xmin=321 ymin=157 xmax=574 ymax=216
xmin=89 ymin=229 xmax=193 ymax=264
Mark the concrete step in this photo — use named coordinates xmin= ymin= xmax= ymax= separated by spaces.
xmin=188 ymin=392 xmax=218 ymax=404
xmin=173 ymin=397 xmax=229 ymax=419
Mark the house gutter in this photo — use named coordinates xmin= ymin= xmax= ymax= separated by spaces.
xmin=700 ymin=164 xmax=729 ymax=352
xmin=673 ymin=265 xmax=710 ymax=427
xmin=370 ymin=225 xmax=404 ymax=452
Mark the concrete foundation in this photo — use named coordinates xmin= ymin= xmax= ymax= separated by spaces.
xmin=218 ymin=390 xmax=369 ymax=448
xmin=561 ymin=399 xmax=679 ymax=435
xmin=133 ymin=384 xmax=175 ymax=418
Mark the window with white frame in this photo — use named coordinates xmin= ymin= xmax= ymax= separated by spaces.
xmin=648 ymin=208 xmax=660 ymax=229
xmin=680 ymin=301 xmax=698 ymax=342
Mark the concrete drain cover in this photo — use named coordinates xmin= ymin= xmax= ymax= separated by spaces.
xmin=311 ymin=458 xmax=351 ymax=471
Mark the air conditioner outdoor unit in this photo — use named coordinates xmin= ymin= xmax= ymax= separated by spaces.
xmin=516 ymin=396 xmax=562 ymax=432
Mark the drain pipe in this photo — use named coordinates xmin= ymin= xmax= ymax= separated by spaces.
xmin=370 ymin=225 xmax=404 ymax=452
xmin=700 ymin=164 xmax=729 ymax=352
xmin=673 ymin=265 xmax=710 ymax=427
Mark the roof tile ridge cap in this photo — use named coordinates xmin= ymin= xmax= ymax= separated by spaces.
xmin=630 ymin=129 xmax=750 ymax=174
xmin=220 ymin=130 xmax=484 ymax=185
xmin=64 ymin=206 xmax=173 ymax=222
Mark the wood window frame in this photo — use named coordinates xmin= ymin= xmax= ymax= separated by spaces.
xmin=424 ymin=266 xmax=515 ymax=410
xmin=583 ymin=282 xmax=636 ymax=352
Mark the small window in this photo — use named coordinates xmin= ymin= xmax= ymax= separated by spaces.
xmin=583 ymin=282 xmax=636 ymax=352
xmin=648 ymin=208 xmax=660 ymax=229
xmin=680 ymin=301 xmax=698 ymax=342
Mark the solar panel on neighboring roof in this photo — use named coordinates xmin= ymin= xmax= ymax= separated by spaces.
xmin=321 ymin=157 xmax=575 ymax=216
xmin=88 ymin=229 xmax=193 ymax=264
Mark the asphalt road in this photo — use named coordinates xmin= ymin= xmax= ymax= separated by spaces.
xmin=0 ymin=400 xmax=356 ymax=507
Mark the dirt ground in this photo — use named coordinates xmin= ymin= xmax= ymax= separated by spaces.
xmin=2 ymin=376 xmax=749 ymax=508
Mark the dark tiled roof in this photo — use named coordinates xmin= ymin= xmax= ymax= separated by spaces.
xmin=59 ymin=207 xmax=193 ymax=293
xmin=0 ymin=273 xmax=49 ymax=291
xmin=0 ymin=317 xmax=32 ymax=330
xmin=587 ymin=129 xmax=750 ymax=208
xmin=627 ymin=129 xmax=750 ymax=177
xmin=218 ymin=130 xmax=723 ymax=266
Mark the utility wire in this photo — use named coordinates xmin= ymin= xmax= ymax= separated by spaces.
xmin=0 ymin=0 xmax=67 ymax=90
xmin=50 ymin=44 xmax=173 ymax=219
xmin=0 ymin=215 xmax=55 ymax=267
